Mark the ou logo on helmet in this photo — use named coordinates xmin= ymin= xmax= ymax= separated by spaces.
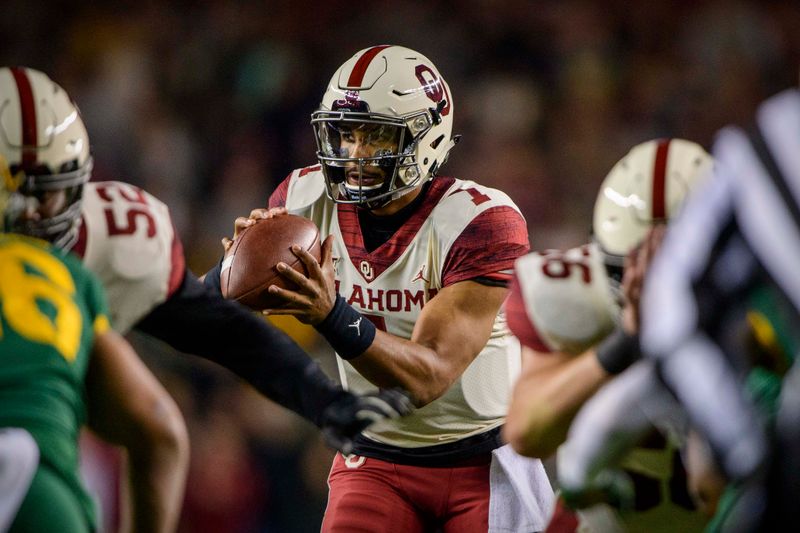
xmin=415 ymin=65 xmax=451 ymax=117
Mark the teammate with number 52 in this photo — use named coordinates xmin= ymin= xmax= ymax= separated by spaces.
xmin=0 ymin=64 xmax=412 ymax=468
xmin=206 ymin=45 xmax=553 ymax=533
xmin=0 ymin=169 xmax=188 ymax=531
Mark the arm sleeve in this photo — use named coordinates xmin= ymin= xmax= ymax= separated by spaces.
xmin=202 ymin=258 xmax=223 ymax=295
xmin=442 ymin=206 xmax=529 ymax=287
xmin=65 ymin=251 xmax=112 ymax=335
xmin=136 ymin=269 xmax=345 ymax=426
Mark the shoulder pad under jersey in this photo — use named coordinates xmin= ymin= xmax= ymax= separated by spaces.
xmin=284 ymin=165 xmax=328 ymax=211
xmin=513 ymin=244 xmax=619 ymax=354
xmin=433 ymin=179 xmax=522 ymax=221
xmin=79 ymin=181 xmax=184 ymax=332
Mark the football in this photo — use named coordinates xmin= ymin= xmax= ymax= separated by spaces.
xmin=220 ymin=214 xmax=322 ymax=310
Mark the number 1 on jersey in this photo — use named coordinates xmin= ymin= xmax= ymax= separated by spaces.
xmin=458 ymin=187 xmax=491 ymax=206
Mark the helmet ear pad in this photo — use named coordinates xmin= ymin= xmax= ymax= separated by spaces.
xmin=313 ymin=45 xmax=456 ymax=207
xmin=0 ymin=67 xmax=92 ymax=247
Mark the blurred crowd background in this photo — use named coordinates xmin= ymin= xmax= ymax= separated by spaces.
xmin=3 ymin=1 xmax=799 ymax=531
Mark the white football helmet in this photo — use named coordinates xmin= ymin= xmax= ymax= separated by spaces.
xmin=593 ymin=138 xmax=713 ymax=276
xmin=0 ymin=67 xmax=92 ymax=248
xmin=311 ymin=45 xmax=458 ymax=208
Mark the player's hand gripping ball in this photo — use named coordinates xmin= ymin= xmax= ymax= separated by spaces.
xmin=221 ymin=214 xmax=322 ymax=310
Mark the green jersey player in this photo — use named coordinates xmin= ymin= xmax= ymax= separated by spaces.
xmin=0 ymin=173 xmax=188 ymax=531
xmin=0 ymin=233 xmax=109 ymax=531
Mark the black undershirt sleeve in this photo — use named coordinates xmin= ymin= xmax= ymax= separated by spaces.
xmin=135 ymin=269 xmax=345 ymax=426
xmin=203 ymin=257 xmax=224 ymax=294
xmin=471 ymin=276 xmax=509 ymax=288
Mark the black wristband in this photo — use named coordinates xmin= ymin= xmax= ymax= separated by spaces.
xmin=596 ymin=327 xmax=641 ymax=375
xmin=315 ymin=295 xmax=376 ymax=360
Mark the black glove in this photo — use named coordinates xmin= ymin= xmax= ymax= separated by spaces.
xmin=320 ymin=388 xmax=414 ymax=454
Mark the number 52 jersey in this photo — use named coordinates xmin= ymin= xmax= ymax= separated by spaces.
xmin=74 ymin=181 xmax=185 ymax=334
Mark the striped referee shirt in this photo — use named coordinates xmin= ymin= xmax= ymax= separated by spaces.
xmin=641 ymin=89 xmax=800 ymax=482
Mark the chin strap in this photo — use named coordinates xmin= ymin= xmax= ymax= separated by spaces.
xmin=440 ymin=134 xmax=461 ymax=165
xmin=428 ymin=135 xmax=461 ymax=177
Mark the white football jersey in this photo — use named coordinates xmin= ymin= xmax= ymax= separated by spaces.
xmin=509 ymin=246 xmax=704 ymax=529
xmin=74 ymin=181 xmax=185 ymax=333
xmin=508 ymin=243 xmax=619 ymax=355
xmin=273 ymin=167 xmax=529 ymax=447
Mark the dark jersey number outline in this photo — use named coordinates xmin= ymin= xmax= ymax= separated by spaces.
xmin=539 ymin=246 xmax=592 ymax=284
xmin=95 ymin=183 xmax=157 ymax=238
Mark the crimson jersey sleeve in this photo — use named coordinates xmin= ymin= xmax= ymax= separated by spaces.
xmin=441 ymin=206 xmax=529 ymax=287
xmin=505 ymin=270 xmax=553 ymax=353
xmin=167 ymin=222 xmax=186 ymax=297
xmin=268 ymin=172 xmax=292 ymax=208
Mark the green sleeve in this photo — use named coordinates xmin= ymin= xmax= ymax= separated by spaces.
xmin=60 ymin=250 xmax=111 ymax=334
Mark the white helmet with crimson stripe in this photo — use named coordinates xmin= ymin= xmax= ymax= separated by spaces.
xmin=0 ymin=67 xmax=92 ymax=248
xmin=311 ymin=45 xmax=457 ymax=208
xmin=593 ymin=138 xmax=713 ymax=273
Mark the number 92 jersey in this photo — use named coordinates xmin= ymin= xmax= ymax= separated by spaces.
xmin=74 ymin=182 xmax=185 ymax=333
xmin=506 ymin=243 xmax=620 ymax=355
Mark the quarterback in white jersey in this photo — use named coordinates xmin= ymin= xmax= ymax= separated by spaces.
xmin=273 ymin=168 xmax=524 ymax=446
xmin=211 ymin=45 xmax=553 ymax=533
xmin=504 ymin=138 xmax=713 ymax=532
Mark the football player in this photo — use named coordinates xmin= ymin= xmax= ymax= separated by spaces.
xmin=503 ymin=138 xmax=713 ymax=531
xmin=642 ymin=87 xmax=800 ymax=531
xmin=206 ymin=45 xmax=553 ymax=533
xmin=0 ymin=67 xmax=412 ymax=456
xmin=0 ymin=160 xmax=188 ymax=531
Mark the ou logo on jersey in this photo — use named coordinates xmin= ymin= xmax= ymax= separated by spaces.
xmin=360 ymin=260 xmax=374 ymax=280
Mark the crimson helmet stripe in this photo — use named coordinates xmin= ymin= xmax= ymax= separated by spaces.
xmin=652 ymin=138 xmax=671 ymax=219
xmin=346 ymin=45 xmax=392 ymax=87
xmin=10 ymin=67 xmax=37 ymax=171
